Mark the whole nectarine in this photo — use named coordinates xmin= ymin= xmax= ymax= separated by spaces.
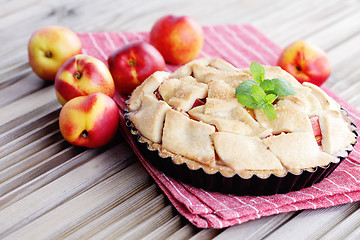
xmin=108 ymin=40 xmax=165 ymax=95
xmin=150 ymin=15 xmax=204 ymax=65
xmin=55 ymin=54 xmax=115 ymax=106
xmin=28 ymin=26 xmax=82 ymax=81
xmin=59 ymin=92 xmax=119 ymax=148
xmin=277 ymin=40 xmax=331 ymax=86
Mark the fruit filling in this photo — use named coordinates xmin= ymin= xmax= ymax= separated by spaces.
xmin=154 ymin=89 xmax=163 ymax=101
xmin=191 ymin=98 xmax=206 ymax=108
xmin=310 ymin=115 xmax=322 ymax=145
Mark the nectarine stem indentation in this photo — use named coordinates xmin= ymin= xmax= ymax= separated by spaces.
xmin=128 ymin=60 xmax=136 ymax=66
xmin=296 ymin=66 xmax=301 ymax=72
xmin=80 ymin=130 xmax=88 ymax=138
xmin=45 ymin=51 xmax=52 ymax=58
xmin=73 ymin=72 xmax=81 ymax=79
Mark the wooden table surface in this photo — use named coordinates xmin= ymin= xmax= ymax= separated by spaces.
xmin=1 ymin=0 xmax=360 ymax=239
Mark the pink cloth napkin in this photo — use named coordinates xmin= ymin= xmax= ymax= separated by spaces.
xmin=77 ymin=24 xmax=360 ymax=229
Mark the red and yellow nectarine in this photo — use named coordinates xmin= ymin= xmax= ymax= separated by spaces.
xmin=277 ymin=40 xmax=331 ymax=86
xmin=108 ymin=40 xmax=165 ymax=95
xmin=55 ymin=54 xmax=115 ymax=105
xmin=150 ymin=15 xmax=204 ymax=65
xmin=59 ymin=92 xmax=120 ymax=148
xmin=28 ymin=25 xmax=82 ymax=81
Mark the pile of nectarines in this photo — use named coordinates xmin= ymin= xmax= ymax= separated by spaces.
xmin=27 ymin=15 xmax=205 ymax=148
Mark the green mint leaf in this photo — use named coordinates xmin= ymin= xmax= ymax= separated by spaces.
xmin=260 ymin=79 xmax=275 ymax=91
xmin=270 ymin=78 xmax=297 ymax=96
xmin=251 ymin=85 xmax=267 ymax=103
xmin=250 ymin=62 xmax=265 ymax=83
xmin=236 ymin=80 xmax=266 ymax=109
xmin=236 ymin=93 xmax=266 ymax=109
xmin=263 ymin=103 xmax=276 ymax=119
xmin=236 ymin=62 xmax=297 ymax=120
xmin=236 ymin=80 xmax=258 ymax=95
xmin=265 ymin=94 xmax=277 ymax=104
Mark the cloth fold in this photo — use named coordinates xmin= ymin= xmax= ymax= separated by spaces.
xmin=78 ymin=24 xmax=360 ymax=229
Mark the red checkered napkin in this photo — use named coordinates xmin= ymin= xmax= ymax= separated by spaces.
xmin=78 ymin=24 xmax=360 ymax=229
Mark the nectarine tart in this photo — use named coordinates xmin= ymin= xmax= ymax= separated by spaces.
xmin=125 ymin=58 xmax=357 ymax=195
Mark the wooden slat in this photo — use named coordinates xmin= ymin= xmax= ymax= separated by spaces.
xmin=0 ymin=107 xmax=60 ymax=145
xmin=326 ymin=33 xmax=360 ymax=73
xmin=0 ymin=120 xmax=59 ymax=160
xmin=320 ymin=206 xmax=360 ymax=239
xmin=0 ymin=138 xmax=126 ymax=210
xmin=0 ymin=64 xmax=31 ymax=86
xmin=87 ymin=195 xmax=169 ymax=239
xmin=167 ymin=224 xmax=200 ymax=240
xmin=4 ymin=161 xmax=152 ymax=239
xmin=0 ymin=142 xmax=134 ymax=238
xmin=214 ymin=213 xmax=295 ymax=240
xmin=114 ymin=205 xmax=176 ymax=240
xmin=0 ymin=0 xmax=42 ymax=19
xmin=0 ymin=73 xmax=50 ymax=108
xmin=0 ymin=133 xmax=64 ymax=183
xmin=0 ymin=100 xmax=60 ymax=135
xmin=306 ymin=10 xmax=360 ymax=52
xmin=189 ymin=228 xmax=224 ymax=240
xmin=67 ymin=184 xmax=160 ymax=239
xmin=344 ymin=227 xmax=360 ymax=240
xmin=258 ymin=0 xmax=358 ymax=47
xmin=0 ymin=86 xmax=59 ymax=127
xmin=0 ymin=143 xmax=81 ymax=197
xmin=263 ymin=202 xmax=360 ymax=239
xmin=143 ymin=215 xmax=185 ymax=240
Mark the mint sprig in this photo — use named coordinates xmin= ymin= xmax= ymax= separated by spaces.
xmin=236 ymin=62 xmax=296 ymax=119
xmin=250 ymin=62 xmax=265 ymax=83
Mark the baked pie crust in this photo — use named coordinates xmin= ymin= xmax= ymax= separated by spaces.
xmin=125 ymin=58 xmax=357 ymax=195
